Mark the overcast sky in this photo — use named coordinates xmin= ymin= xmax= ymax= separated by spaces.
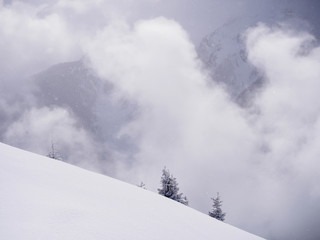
xmin=4 ymin=0 xmax=320 ymax=44
xmin=1 ymin=1 xmax=320 ymax=240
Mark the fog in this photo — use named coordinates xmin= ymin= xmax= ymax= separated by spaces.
xmin=1 ymin=1 xmax=320 ymax=239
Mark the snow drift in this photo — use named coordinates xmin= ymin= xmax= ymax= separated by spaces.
xmin=0 ymin=143 xmax=263 ymax=240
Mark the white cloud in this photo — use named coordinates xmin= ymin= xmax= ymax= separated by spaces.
xmin=85 ymin=18 xmax=320 ymax=239
xmin=245 ymin=23 xmax=320 ymax=239
xmin=4 ymin=107 xmax=102 ymax=171
xmin=0 ymin=2 xmax=80 ymax=79
xmin=85 ymin=15 xmax=261 ymax=233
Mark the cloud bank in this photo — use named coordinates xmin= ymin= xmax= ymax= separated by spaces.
xmin=85 ymin=19 xmax=320 ymax=240
xmin=245 ymin=23 xmax=320 ymax=239
xmin=4 ymin=107 xmax=103 ymax=171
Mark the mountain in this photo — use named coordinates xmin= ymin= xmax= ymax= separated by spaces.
xmin=0 ymin=142 xmax=264 ymax=240
xmin=33 ymin=60 xmax=135 ymax=143
xmin=197 ymin=12 xmax=315 ymax=106
xmin=33 ymin=60 xmax=101 ymax=131
xmin=197 ymin=16 xmax=264 ymax=103
xmin=32 ymin=60 xmax=137 ymax=160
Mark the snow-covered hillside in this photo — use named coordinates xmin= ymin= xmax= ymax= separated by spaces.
xmin=0 ymin=143 xmax=263 ymax=240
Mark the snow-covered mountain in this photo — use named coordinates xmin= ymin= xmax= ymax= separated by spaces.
xmin=197 ymin=11 xmax=315 ymax=105
xmin=33 ymin=60 xmax=135 ymax=146
xmin=0 ymin=142 xmax=264 ymax=240
xmin=198 ymin=16 xmax=263 ymax=100
xmin=30 ymin=60 xmax=138 ymax=168
xmin=33 ymin=60 xmax=101 ymax=131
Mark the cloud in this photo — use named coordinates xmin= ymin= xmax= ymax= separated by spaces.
xmin=85 ymin=18 xmax=320 ymax=240
xmin=244 ymin=23 xmax=320 ymax=239
xmin=84 ymin=15 xmax=262 ymax=234
xmin=0 ymin=0 xmax=165 ymax=173
xmin=4 ymin=107 xmax=103 ymax=171
xmin=0 ymin=1 xmax=81 ymax=80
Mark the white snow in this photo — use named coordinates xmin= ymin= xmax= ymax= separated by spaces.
xmin=0 ymin=143 xmax=264 ymax=240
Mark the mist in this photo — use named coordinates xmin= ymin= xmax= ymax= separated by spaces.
xmin=1 ymin=1 xmax=320 ymax=239
xmin=84 ymin=17 xmax=320 ymax=239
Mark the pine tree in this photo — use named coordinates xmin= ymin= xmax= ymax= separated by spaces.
xmin=47 ymin=142 xmax=62 ymax=160
xmin=209 ymin=192 xmax=226 ymax=221
xmin=158 ymin=167 xmax=188 ymax=205
xmin=137 ymin=182 xmax=146 ymax=189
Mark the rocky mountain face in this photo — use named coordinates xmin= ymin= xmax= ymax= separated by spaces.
xmin=197 ymin=16 xmax=264 ymax=105
xmin=197 ymin=11 xmax=315 ymax=106
xmin=32 ymin=60 xmax=137 ymax=157
xmin=33 ymin=60 xmax=101 ymax=130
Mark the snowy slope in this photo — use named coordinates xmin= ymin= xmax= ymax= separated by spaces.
xmin=0 ymin=143 xmax=264 ymax=240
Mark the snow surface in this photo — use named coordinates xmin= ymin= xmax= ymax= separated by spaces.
xmin=0 ymin=143 xmax=264 ymax=240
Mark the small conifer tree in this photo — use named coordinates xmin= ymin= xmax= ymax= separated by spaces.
xmin=158 ymin=167 xmax=188 ymax=205
xmin=209 ymin=192 xmax=226 ymax=221
xmin=47 ymin=142 xmax=62 ymax=160
xmin=137 ymin=182 xmax=146 ymax=189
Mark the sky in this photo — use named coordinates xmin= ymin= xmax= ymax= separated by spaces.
xmin=1 ymin=1 xmax=320 ymax=240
